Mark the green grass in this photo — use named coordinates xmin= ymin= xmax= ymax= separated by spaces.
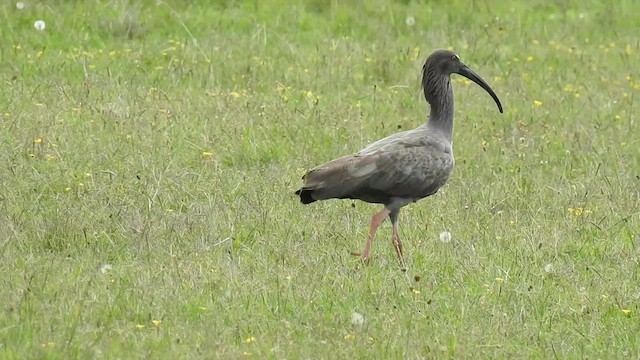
xmin=1 ymin=0 xmax=639 ymax=358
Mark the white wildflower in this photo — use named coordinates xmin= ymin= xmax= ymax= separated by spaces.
xmin=544 ymin=263 xmax=553 ymax=273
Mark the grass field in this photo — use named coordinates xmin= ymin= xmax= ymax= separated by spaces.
xmin=1 ymin=0 xmax=639 ymax=358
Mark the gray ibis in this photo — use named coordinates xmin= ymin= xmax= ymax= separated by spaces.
xmin=295 ymin=49 xmax=503 ymax=265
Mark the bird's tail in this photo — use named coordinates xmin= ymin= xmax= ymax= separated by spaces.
xmin=294 ymin=188 xmax=317 ymax=204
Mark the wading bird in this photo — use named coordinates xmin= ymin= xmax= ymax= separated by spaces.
xmin=295 ymin=49 xmax=503 ymax=266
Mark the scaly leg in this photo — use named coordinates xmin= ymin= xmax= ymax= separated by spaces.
xmin=389 ymin=209 xmax=405 ymax=267
xmin=351 ymin=208 xmax=390 ymax=263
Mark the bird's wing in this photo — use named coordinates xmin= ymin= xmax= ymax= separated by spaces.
xmin=299 ymin=138 xmax=453 ymax=202
xmin=356 ymin=126 xmax=432 ymax=155
xmin=362 ymin=146 xmax=453 ymax=199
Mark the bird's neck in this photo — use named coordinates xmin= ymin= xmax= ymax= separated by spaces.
xmin=425 ymin=75 xmax=455 ymax=142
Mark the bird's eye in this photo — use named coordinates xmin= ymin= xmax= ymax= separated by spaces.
xmin=451 ymin=54 xmax=460 ymax=62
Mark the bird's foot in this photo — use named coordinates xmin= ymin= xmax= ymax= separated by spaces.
xmin=398 ymin=259 xmax=408 ymax=272
xmin=350 ymin=251 xmax=370 ymax=265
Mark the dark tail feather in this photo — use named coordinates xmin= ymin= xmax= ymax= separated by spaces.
xmin=295 ymin=188 xmax=317 ymax=204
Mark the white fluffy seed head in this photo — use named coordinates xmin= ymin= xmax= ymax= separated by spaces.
xmin=350 ymin=312 xmax=364 ymax=326
xmin=439 ymin=231 xmax=452 ymax=243
xmin=34 ymin=20 xmax=46 ymax=31
xmin=405 ymin=16 xmax=415 ymax=26
xmin=100 ymin=264 xmax=113 ymax=274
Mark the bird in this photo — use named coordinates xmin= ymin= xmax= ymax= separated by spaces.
xmin=295 ymin=49 xmax=503 ymax=266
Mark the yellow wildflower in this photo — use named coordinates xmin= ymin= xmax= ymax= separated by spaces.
xmin=152 ymin=320 xmax=161 ymax=327
xmin=567 ymin=207 xmax=592 ymax=216
xmin=305 ymin=91 xmax=315 ymax=99
xmin=135 ymin=324 xmax=146 ymax=329
xmin=243 ymin=336 xmax=255 ymax=343
xmin=533 ymin=100 xmax=543 ymax=107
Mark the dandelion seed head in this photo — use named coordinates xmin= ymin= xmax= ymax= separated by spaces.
xmin=100 ymin=264 xmax=113 ymax=274
xmin=544 ymin=263 xmax=553 ymax=273
xmin=16 ymin=2 xmax=25 ymax=10
xmin=405 ymin=16 xmax=415 ymax=26
xmin=34 ymin=20 xmax=46 ymax=31
xmin=350 ymin=312 xmax=364 ymax=326
xmin=439 ymin=231 xmax=451 ymax=243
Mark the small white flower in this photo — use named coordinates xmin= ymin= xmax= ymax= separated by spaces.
xmin=439 ymin=231 xmax=451 ymax=243
xmin=16 ymin=2 xmax=25 ymax=10
xmin=34 ymin=20 xmax=46 ymax=31
xmin=544 ymin=263 xmax=553 ymax=273
xmin=405 ymin=16 xmax=416 ymax=27
xmin=100 ymin=264 xmax=113 ymax=274
xmin=350 ymin=312 xmax=364 ymax=326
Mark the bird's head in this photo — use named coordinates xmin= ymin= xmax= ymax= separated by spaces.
xmin=422 ymin=49 xmax=503 ymax=113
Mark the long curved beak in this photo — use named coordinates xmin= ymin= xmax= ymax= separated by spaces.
xmin=457 ymin=64 xmax=503 ymax=113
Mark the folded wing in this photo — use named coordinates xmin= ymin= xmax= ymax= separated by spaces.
xmin=296 ymin=136 xmax=453 ymax=205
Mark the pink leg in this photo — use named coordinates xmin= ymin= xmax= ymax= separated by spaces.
xmin=391 ymin=217 xmax=405 ymax=267
xmin=351 ymin=208 xmax=390 ymax=263
xmin=389 ymin=210 xmax=406 ymax=267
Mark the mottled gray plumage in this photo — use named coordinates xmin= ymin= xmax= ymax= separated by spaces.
xmin=295 ymin=49 xmax=503 ymax=265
